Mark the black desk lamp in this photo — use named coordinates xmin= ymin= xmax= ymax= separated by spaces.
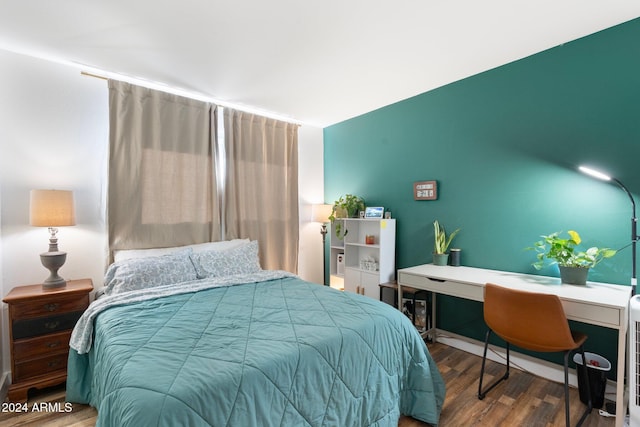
xmin=579 ymin=166 xmax=637 ymax=296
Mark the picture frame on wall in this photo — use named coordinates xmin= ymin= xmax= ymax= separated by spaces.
xmin=364 ymin=207 xmax=384 ymax=218
xmin=414 ymin=180 xmax=438 ymax=200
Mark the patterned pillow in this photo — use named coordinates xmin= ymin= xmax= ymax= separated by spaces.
xmin=103 ymin=249 xmax=198 ymax=296
xmin=191 ymin=240 xmax=261 ymax=278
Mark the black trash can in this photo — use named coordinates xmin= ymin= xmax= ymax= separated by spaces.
xmin=573 ymin=352 xmax=610 ymax=409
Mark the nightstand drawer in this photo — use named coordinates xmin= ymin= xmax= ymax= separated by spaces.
xmin=11 ymin=294 xmax=89 ymax=319
xmin=12 ymin=311 xmax=84 ymax=340
xmin=13 ymin=353 xmax=68 ymax=382
xmin=13 ymin=330 xmax=72 ymax=361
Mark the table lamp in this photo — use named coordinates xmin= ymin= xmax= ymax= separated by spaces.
xmin=30 ymin=189 xmax=76 ymax=289
xmin=579 ymin=166 xmax=637 ymax=296
xmin=312 ymin=204 xmax=333 ymax=286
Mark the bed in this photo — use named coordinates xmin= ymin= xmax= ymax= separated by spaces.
xmin=66 ymin=240 xmax=445 ymax=426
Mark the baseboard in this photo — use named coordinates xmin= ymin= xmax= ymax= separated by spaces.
xmin=0 ymin=371 xmax=9 ymax=402
xmin=434 ymin=329 xmax=617 ymax=400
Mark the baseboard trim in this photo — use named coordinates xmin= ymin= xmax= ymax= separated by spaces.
xmin=434 ymin=329 xmax=617 ymax=399
xmin=0 ymin=371 xmax=10 ymax=402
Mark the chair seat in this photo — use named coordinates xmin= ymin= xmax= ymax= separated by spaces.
xmin=494 ymin=329 xmax=588 ymax=353
xmin=572 ymin=331 xmax=588 ymax=348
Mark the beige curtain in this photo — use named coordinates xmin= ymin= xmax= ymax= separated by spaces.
xmin=108 ymin=81 xmax=220 ymax=256
xmin=223 ymin=109 xmax=299 ymax=273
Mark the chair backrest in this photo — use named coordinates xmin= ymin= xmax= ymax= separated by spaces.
xmin=483 ymin=283 xmax=579 ymax=352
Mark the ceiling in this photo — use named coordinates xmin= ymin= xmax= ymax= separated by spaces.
xmin=1 ymin=1 xmax=639 ymax=127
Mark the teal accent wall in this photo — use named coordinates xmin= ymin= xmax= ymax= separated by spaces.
xmin=324 ymin=18 xmax=640 ymax=379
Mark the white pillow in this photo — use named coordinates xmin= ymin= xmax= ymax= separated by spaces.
xmin=190 ymin=239 xmax=250 ymax=253
xmin=191 ymin=240 xmax=261 ymax=278
xmin=113 ymin=239 xmax=250 ymax=262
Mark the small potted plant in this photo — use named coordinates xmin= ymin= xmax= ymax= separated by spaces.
xmin=528 ymin=230 xmax=616 ymax=285
xmin=433 ymin=220 xmax=460 ymax=266
xmin=328 ymin=194 xmax=365 ymax=239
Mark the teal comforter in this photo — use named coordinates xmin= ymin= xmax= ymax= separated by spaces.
xmin=67 ymin=275 xmax=445 ymax=426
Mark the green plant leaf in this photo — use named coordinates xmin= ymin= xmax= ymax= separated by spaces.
xmin=526 ymin=230 xmax=616 ymax=270
xmin=433 ymin=220 xmax=460 ymax=254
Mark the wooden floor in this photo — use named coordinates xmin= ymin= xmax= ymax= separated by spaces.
xmin=0 ymin=342 xmax=616 ymax=427
xmin=400 ymin=342 xmax=616 ymax=427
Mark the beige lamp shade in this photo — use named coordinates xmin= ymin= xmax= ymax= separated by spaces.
xmin=30 ymin=190 xmax=76 ymax=227
xmin=312 ymin=204 xmax=333 ymax=223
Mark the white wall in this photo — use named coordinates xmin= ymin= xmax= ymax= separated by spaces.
xmin=0 ymin=50 xmax=109 ymax=290
xmin=297 ymin=125 xmax=325 ymax=284
xmin=0 ymin=48 xmax=325 ymax=384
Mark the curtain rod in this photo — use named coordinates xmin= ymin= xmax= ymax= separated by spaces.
xmin=80 ymin=70 xmax=303 ymax=126
xmin=81 ymin=71 xmax=108 ymax=81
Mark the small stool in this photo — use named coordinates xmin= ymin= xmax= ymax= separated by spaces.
xmin=379 ymin=281 xmax=431 ymax=332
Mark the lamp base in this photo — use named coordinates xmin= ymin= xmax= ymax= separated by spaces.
xmin=40 ymin=251 xmax=67 ymax=289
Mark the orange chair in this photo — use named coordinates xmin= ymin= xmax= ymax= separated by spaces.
xmin=478 ymin=283 xmax=592 ymax=427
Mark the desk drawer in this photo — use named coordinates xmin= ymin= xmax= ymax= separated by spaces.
xmin=563 ymin=300 xmax=622 ymax=328
xmin=399 ymin=273 xmax=484 ymax=302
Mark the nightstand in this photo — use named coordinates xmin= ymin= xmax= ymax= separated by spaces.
xmin=3 ymin=278 xmax=93 ymax=402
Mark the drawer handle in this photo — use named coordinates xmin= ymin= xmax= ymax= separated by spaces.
xmin=427 ymin=277 xmax=446 ymax=283
xmin=47 ymin=341 xmax=62 ymax=348
xmin=47 ymin=360 xmax=61 ymax=368
xmin=44 ymin=321 xmax=60 ymax=330
xmin=44 ymin=303 xmax=60 ymax=312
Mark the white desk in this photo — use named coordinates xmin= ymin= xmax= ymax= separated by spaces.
xmin=397 ymin=264 xmax=631 ymax=427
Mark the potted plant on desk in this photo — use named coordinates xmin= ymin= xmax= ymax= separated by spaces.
xmin=433 ymin=220 xmax=460 ymax=266
xmin=528 ymin=230 xmax=616 ymax=285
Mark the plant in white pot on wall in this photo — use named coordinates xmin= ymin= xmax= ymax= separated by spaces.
xmin=328 ymin=194 xmax=365 ymax=239
xmin=528 ymin=230 xmax=616 ymax=285
xmin=433 ymin=220 xmax=460 ymax=266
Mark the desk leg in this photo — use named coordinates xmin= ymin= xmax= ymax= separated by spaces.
xmin=615 ymin=327 xmax=627 ymax=427
xmin=430 ymin=293 xmax=437 ymax=341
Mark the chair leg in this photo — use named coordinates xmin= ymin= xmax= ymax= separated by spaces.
xmin=478 ymin=329 xmax=510 ymax=400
